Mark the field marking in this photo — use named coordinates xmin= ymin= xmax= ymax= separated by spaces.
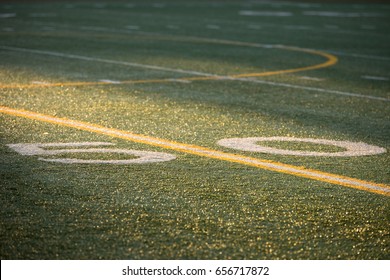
xmin=218 ymin=137 xmax=386 ymax=157
xmin=0 ymin=46 xmax=216 ymax=77
xmin=324 ymin=50 xmax=390 ymax=61
xmin=7 ymin=142 xmax=176 ymax=164
xmin=239 ymin=11 xmax=293 ymax=17
xmin=1 ymin=37 xmax=337 ymax=79
xmin=362 ymin=76 xmax=389 ymax=81
xmin=1 ymin=45 xmax=388 ymax=101
xmin=302 ymin=11 xmax=383 ymax=18
xmin=1 ymin=105 xmax=389 ymax=197
xmin=299 ymin=76 xmax=324 ymax=81
xmin=99 ymin=79 xmax=122 ymax=84
xmin=0 ymin=13 xmax=16 ymax=18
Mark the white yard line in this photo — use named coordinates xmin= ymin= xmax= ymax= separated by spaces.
xmin=324 ymin=50 xmax=390 ymax=61
xmin=239 ymin=10 xmax=293 ymax=17
xmin=362 ymin=76 xmax=389 ymax=81
xmin=235 ymin=77 xmax=389 ymax=101
xmin=77 ymin=24 xmax=390 ymax=62
xmin=0 ymin=46 xmax=217 ymax=77
xmin=1 ymin=45 xmax=388 ymax=102
xmin=303 ymin=11 xmax=383 ymax=17
xmin=99 ymin=79 xmax=122 ymax=84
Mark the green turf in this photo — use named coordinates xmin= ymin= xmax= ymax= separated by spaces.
xmin=0 ymin=0 xmax=389 ymax=259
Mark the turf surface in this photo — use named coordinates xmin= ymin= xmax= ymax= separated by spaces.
xmin=0 ymin=0 xmax=389 ymax=259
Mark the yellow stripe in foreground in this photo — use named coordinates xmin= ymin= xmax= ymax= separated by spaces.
xmin=1 ymin=105 xmax=389 ymax=196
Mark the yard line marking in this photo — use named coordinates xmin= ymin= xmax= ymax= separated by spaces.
xmin=362 ymin=75 xmax=389 ymax=81
xmin=1 ymin=46 xmax=388 ymax=101
xmin=0 ymin=13 xmax=16 ymax=18
xmin=322 ymin=50 xmax=390 ymax=61
xmin=0 ymin=46 xmax=216 ymax=78
xmin=125 ymin=25 xmax=140 ymax=30
xmin=299 ymin=76 xmax=324 ymax=81
xmin=303 ymin=11 xmax=383 ymax=17
xmin=236 ymin=78 xmax=390 ymax=101
xmin=99 ymin=79 xmax=122 ymax=84
xmin=239 ymin=10 xmax=293 ymax=17
xmin=1 ymin=105 xmax=389 ymax=197
xmin=206 ymin=24 xmax=221 ymax=30
xmin=0 ymin=40 xmax=337 ymax=78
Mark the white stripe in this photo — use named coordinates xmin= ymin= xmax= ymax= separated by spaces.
xmin=206 ymin=24 xmax=221 ymax=30
xmin=362 ymin=76 xmax=389 ymax=81
xmin=235 ymin=77 xmax=390 ymax=101
xmin=0 ymin=13 xmax=16 ymax=18
xmin=99 ymin=79 xmax=122 ymax=84
xmin=239 ymin=10 xmax=293 ymax=17
xmin=324 ymin=50 xmax=390 ymax=61
xmin=303 ymin=11 xmax=383 ymax=17
xmin=1 ymin=46 xmax=388 ymax=102
xmin=299 ymin=76 xmax=324 ymax=81
xmin=0 ymin=46 xmax=216 ymax=77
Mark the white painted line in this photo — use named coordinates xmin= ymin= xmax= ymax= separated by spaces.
xmin=238 ymin=77 xmax=390 ymax=102
xmin=206 ymin=25 xmax=221 ymax=30
xmin=0 ymin=46 xmax=217 ymax=78
xmin=0 ymin=13 xmax=16 ymax=18
xmin=166 ymin=79 xmax=191 ymax=83
xmin=1 ymin=46 xmax=388 ymax=102
xmin=247 ymin=24 xmax=262 ymax=30
xmin=299 ymin=76 xmax=324 ymax=81
xmin=125 ymin=25 xmax=139 ymax=30
xmin=29 ymin=13 xmax=57 ymax=18
xmin=362 ymin=76 xmax=389 ymax=81
xmin=295 ymin=3 xmax=322 ymax=8
xmin=80 ymin=26 xmax=111 ymax=32
xmin=324 ymin=50 xmax=390 ymax=61
xmin=239 ymin=10 xmax=293 ymax=17
xmin=32 ymin=81 xmax=51 ymax=85
xmin=99 ymin=79 xmax=122 ymax=84
xmin=303 ymin=11 xmax=383 ymax=17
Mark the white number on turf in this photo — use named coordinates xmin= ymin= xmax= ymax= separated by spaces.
xmin=7 ymin=142 xmax=176 ymax=164
xmin=217 ymin=137 xmax=386 ymax=157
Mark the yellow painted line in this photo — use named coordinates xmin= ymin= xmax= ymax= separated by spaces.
xmin=1 ymin=105 xmax=389 ymax=197
xmin=233 ymin=47 xmax=338 ymax=78
xmin=0 ymin=34 xmax=338 ymax=89
xmin=153 ymin=35 xmax=339 ymax=79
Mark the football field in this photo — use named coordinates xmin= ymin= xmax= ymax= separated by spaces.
xmin=0 ymin=0 xmax=389 ymax=259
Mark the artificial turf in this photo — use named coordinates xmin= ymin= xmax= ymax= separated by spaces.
xmin=0 ymin=0 xmax=389 ymax=259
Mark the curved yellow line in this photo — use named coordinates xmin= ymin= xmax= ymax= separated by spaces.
xmin=137 ymin=34 xmax=339 ymax=79
xmin=233 ymin=46 xmax=338 ymax=78
xmin=0 ymin=32 xmax=338 ymax=89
